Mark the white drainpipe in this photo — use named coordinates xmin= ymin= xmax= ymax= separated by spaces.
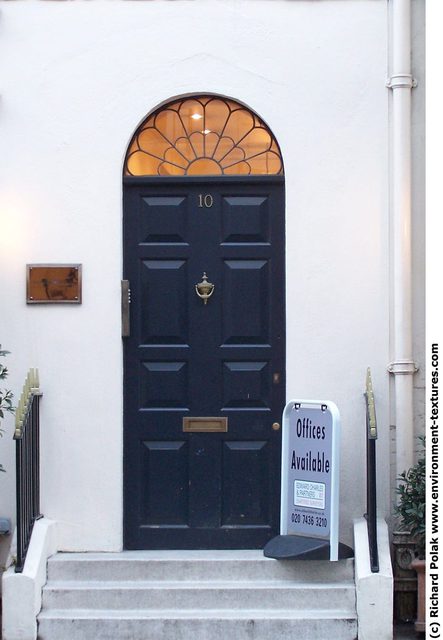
xmin=387 ymin=0 xmax=418 ymax=477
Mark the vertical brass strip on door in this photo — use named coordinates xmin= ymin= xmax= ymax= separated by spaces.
xmin=121 ymin=280 xmax=130 ymax=337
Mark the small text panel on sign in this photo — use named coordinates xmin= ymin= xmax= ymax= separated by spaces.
xmin=294 ymin=480 xmax=326 ymax=510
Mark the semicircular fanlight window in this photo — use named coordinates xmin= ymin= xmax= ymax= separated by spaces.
xmin=124 ymin=96 xmax=283 ymax=176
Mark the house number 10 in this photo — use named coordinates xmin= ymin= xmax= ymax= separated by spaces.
xmin=198 ymin=194 xmax=214 ymax=208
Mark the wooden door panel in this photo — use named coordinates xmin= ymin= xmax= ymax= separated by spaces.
xmin=140 ymin=259 xmax=189 ymax=345
xmin=221 ymin=195 xmax=269 ymax=244
xmin=140 ymin=361 xmax=188 ymax=409
xmin=140 ymin=440 xmax=188 ymax=524
xmin=140 ymin=195 xmax=188 ymax=244
xmin=222 ymin=361 xmax=270 ymax=410
xmin=124 ymin=177 xmax=284 ymax=549
xmin=222 ymin=440 xmax=270 ymax=526
xmin=222 ymin=260 xmax=270 ymax=345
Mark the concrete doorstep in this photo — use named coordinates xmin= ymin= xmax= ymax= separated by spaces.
xmin=2 ymin=517 xmax=394 ymax=640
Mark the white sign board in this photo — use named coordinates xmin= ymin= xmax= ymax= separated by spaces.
xmin=280 ymin=400 xmax=340 ymax=561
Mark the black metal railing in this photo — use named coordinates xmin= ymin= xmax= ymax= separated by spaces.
xmin=14 ymin=369 xmax=42 ymax=573
xmin=364 ymin=368 xmax=379 ymax=573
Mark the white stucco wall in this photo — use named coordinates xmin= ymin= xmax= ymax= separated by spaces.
xmin=0 ymin=0 xmax=421 ymax=556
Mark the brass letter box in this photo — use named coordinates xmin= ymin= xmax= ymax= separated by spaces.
xmin=183 ymin=417 xmax=228 ymax=433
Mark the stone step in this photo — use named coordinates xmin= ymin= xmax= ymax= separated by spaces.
xmin=47 ymin=551 xmax=354 ymax=583
xmin=40 ymin=552 xmax=357 ymax=640
xmin=38 ymin=608 xmax=358 ymax=640
xmin=42 ymin=579 xmax=356 ymax=611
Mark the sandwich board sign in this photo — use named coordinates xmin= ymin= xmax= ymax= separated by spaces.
xmin=280 ymin=400 xmax=341 ymax=561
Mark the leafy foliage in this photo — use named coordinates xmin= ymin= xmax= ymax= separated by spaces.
xmin=0 ymin=346 xmax=15 ymax=473
xmin=396 ymin=436 xmax=426 ymax=557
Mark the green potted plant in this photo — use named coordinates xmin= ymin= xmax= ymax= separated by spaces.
xmin=395 ymin=436 xmax=426 ymax=633
xmin=0 ymin=345 xmax=15 ymax=473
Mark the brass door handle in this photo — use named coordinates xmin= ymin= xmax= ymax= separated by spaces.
xmin=195 ymin=272 xmax=215 ymax=305
xmin=272 ymin=422 xmax=281 ymax=431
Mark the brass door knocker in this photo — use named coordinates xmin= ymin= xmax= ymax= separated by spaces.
xmin=195 ymin=272 xmax=215 ymax=305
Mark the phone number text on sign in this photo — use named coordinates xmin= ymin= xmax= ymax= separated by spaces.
xmin=290 ymin=511 xmax=328 ymax=528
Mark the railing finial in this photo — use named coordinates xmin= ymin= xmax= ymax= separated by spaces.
xmin=14 ymin=368 xmax=41 ymax=440
xmin=364 ymin=367 xmax=379 ymax=573
xmin=365 ymin=367 xmax=377 ymax=439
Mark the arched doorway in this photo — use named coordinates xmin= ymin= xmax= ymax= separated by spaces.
xmin=123 ymin=95 xmax=285 ymax=549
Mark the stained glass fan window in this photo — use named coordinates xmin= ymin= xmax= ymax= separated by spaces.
xmin=124 ymin=96 xmax=283 ymax=176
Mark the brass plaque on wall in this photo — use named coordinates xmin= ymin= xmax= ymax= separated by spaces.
xmin=183 ymin=417 xmax=228 ymax=433
xmin=27 ymin=264 xmax=82 ymax=304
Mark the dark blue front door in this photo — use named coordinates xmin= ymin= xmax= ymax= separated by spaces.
xmin=123 ymin=176 xmax=285 ymax=549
